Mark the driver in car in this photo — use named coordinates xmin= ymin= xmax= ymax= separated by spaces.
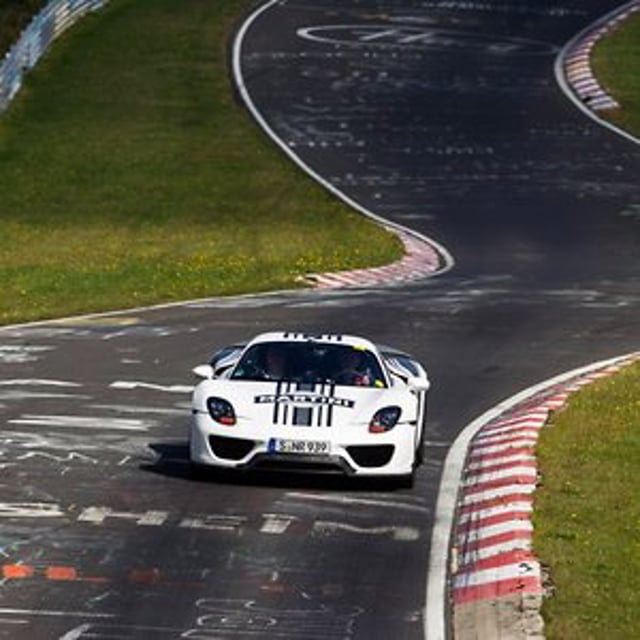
xmin=333 ymin=348 xmax=372 ymax=387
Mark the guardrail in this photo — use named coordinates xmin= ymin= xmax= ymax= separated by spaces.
xmin=0 ymin=0 xmax=107 ymax=113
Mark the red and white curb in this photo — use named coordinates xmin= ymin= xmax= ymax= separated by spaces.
xmin=450 ymin=352 xmax=639 ymax=617
xmin=304 ymin=229 xmax=441 ymax=289
xmin=558 ymin=1 xmax=640 ymax=113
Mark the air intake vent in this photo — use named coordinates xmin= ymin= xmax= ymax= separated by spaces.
xmin=346 ymin=445 xmax=394 ymax=468
xmin=209 ymin=436 xmax=254 ymax=460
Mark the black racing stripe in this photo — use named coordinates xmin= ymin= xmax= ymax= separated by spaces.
xmin=317 ymin=382 xmax=325 ymax=427
xmin=273 ymin=380 xmax=282 ymax=425
xmin=327 ymin=383 xmax=336 ymax=427
xmin=282 ymin=381 xmax=292 ymax=425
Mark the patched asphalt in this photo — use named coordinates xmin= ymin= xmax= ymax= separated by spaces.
xmin=0 ymin=1 xmax=639 ymax=638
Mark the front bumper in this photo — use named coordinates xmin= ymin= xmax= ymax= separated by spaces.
xmin=189 ymin=416 xmax=415 ymax=477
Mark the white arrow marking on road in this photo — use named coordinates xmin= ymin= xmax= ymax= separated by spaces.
xmin=78 ymin=507 xmax=169 ymax=526
xmin=14 ymin=452 xmax=99 ymax=464
xmin=59 ymin=624 xmax=93 ymax=640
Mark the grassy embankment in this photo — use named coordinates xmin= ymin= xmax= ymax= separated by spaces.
xmin=591 ymin=10 xmax=640 ymax=136
xmin=0 ymin=0 xmax=401 ymax=325
xmin=533 ymin=13 xmax=640 ymax=640
xmin=533 ymin=361 xmax=640 ymax=639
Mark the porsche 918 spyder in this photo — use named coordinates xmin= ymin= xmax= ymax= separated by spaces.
xmin=189 ymin=332 xmax=430 ymax=485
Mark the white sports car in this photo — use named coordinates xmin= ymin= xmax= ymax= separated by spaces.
xmin=189 ymin=332 xmax=430 ymax=485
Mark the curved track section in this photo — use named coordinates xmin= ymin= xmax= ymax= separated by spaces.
xmin=232 ymin=0 xmax=455 ymax=287
xmin=0 ymin=2 xmax=638 ymax=638
xmin=232 ymin=0 xmax=455 ymax=281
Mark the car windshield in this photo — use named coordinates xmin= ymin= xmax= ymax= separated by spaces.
xmin=230 ymin=342 xmax=387 ymax=388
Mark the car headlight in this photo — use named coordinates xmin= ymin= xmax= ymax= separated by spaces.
xmin=206 ymin=397 xmax=236 ymax=425
xmin=369 ymin=406 xmax=402 ymax=433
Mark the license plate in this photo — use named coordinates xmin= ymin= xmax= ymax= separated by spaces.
xmin=268 ymin=438 xmax=331 ymax=455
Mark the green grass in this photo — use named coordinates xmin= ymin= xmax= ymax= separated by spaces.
xmin=533 ymin=361 xmax=640 ymax=640
xmin=0 ymin=0 xmax=402 ymax=324
xmin=591 ymin=11 xmax=640 ymax=136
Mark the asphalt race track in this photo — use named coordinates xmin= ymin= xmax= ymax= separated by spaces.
xmin=0 ymin=1 xmax=638 ymax=638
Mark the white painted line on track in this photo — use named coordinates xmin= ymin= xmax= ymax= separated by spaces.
xmin=0 ymin=608 xmax=115 ymax=619
xmin=110 ymin=381 xmax=193 ymax=394
xmin=285 ymin=492 xmax=429 ymax=513
xmin=90 ymin=404 xmax=186 ymax=416
xmin=8 ymin=415 xmax=153 ymax=431
xmin=0 ymin=379 xmax=81 ymax=387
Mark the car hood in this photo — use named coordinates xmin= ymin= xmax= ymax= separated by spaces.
xmin=193 ymin=379 xmax=413 ymax=428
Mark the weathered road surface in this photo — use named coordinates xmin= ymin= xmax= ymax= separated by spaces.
xmin=0 ymin=1 xmax=638 ymax=638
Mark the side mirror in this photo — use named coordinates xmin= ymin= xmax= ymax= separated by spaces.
xmin=408 ymin=376 xmax=430 ymax=392
xmin=192 ymin=364 xmax=214 ymax=380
